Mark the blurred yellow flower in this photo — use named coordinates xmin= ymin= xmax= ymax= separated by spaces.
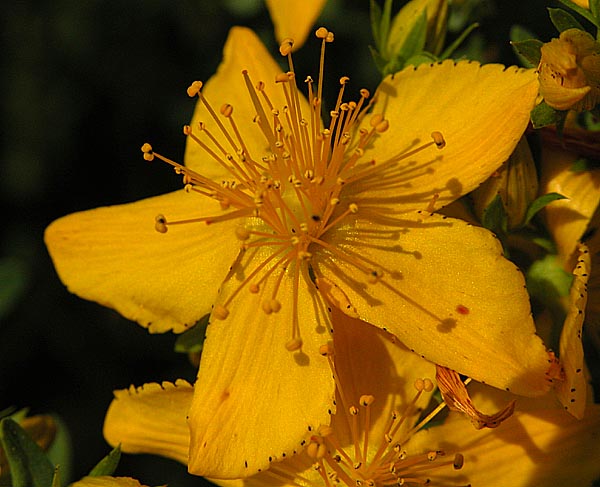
xmin=103 ymin=311 xmax=600 ymax=487
xmin=538 ymin=28 xmax=600 ymax=111
xmin=47 ymin=26 xmax=552 ymax=478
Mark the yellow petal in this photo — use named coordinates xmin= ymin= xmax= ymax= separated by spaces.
xmin=408 ymin=405 xmax=600 ymax=487
xmin=45 ymin=190 xmax=240 ymax=333
xmin=188 ymin=260 xmax=334 ymax=478
xmin=207 ymin=310 xmax=437 ymax=487
xmin=314 ymin=211 xmax=550 ymax=396
xmin=541 ymin=143 xmax=600 ymax=266
xmin=69 ymin=477 xmax=151 ymax=487
xmin=103 ymin=380 xmax=192 ymax=465
xmin=351 ymin=61 xmax=539 ymax=212
xmin=556 ymin=244 xmax=591 ymax=419
xmin=185 ymin=27 xmax=310 ymax=177
xmin=265 ymin=0 xmax=327 ymax=50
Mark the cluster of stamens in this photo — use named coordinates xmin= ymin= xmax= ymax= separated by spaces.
xmin=265 ymin=344 xmax=466 ymax=486
xmin=141 ymin=27 xmax=445 ymax=351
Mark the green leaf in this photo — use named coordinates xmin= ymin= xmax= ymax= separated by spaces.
xmin=174 ymin=314 xmax=210 ymax=354
xmin=88 ymin=446 xmax=121 ymax=477
xmin=0 ymin=418 xmax=54 ymax=487
xmin=548 ymin=7 xmax=585 ymax=32
xmin=531 ymin=101 xmax=565 ymax=129
xmin=397 ymin=10 xmax=428 ymax=61
xmin=510 ymin=38 xmax=543 ymax=68
xmin=524 ymin=192 xmax=568 ymax=226
xmin=481 ymin=194 xmax=508 ymax=235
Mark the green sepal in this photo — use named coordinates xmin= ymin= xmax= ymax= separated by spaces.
xmin=481 ymin=194 xmax=508 ymax=235
xmin=531 ymin=101 xmax=568 ymax=129
xmin=404 ymin=52 xmax=438 ymax=68
xmin=174 ymin=314 xmax=210 ymax=354
xmin=45 ymin=415 xmax=72 ymax=485
xmin=481 ymin=194 xmax=510 ymax=255
xmin=439 ymin=22 xmax=479 ymax=60
xmin=370 ymin=0 xmax=383 ymax=51
xmin=88 ymin=445 xmax=121 ymax=477
xmin=51 ymin=467 xmax=61 ymax=487
xmin=549 ymin=7 xmax=585 ymax=32
xmin=370 ymin=0 xmax=393 ymax=55
xmin=557 ymin=0 xmax=599 ymax=27
xmin=397 ymin=10 xmax=428 ymax=62
xmin=0 ymin=418 xmax=54 ymax=487
xmin=510 ymin=38 xmax=543 ymax=68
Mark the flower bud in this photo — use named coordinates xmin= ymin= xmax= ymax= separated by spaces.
xmin=387 ymin=0 xmax=448 ymax=57
xmin=538 ymin=28 xmax=600 ymax=112
xmin=473 ymin=136 xmax=539 ymax=230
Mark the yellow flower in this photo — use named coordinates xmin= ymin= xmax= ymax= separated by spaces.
xmin=103 ymin=311 xmax=600 ymax=487
xmin=265 ymin=0 xmax=327 ymax=50
xmin=538 ymin=28 xmax=600 ymax=112
xmin=46 ymin=27 xmax=552 ymax=477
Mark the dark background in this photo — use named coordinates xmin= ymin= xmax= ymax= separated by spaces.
xmin=0 ymin=1 xmax=562 ymax=486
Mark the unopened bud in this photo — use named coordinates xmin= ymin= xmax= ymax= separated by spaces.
xmin=538 ymin=28 xmax=600 ymax=112
xmin=473 ymin=136 xmax=538 ymax=230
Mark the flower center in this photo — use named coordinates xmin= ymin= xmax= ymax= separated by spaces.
xmin=140 ymin=27 xmax=445 ymax=350
xmin=265 ymin=343 xmax=465 ymax=487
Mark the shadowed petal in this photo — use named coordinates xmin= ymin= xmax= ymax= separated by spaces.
xmin=541 ymin=142 xmax=600 ymax=265
xmin=408 ymin=404 xmax=600 ymax=487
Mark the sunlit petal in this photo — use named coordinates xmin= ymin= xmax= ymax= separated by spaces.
xmin=185 ymin=27 xmax=310 ymax=178
xmin=188 ymin=259 xmax=334 ymax=478
xmin=314 ymin=211 xmax=550 ymax=396
xmin=103 ymin=380 xmax=191 ymax=464
xmin=351 ymin=61 xmax=539 ymax=212
xmin=45 ymin=190 xmax=239 ymax=332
